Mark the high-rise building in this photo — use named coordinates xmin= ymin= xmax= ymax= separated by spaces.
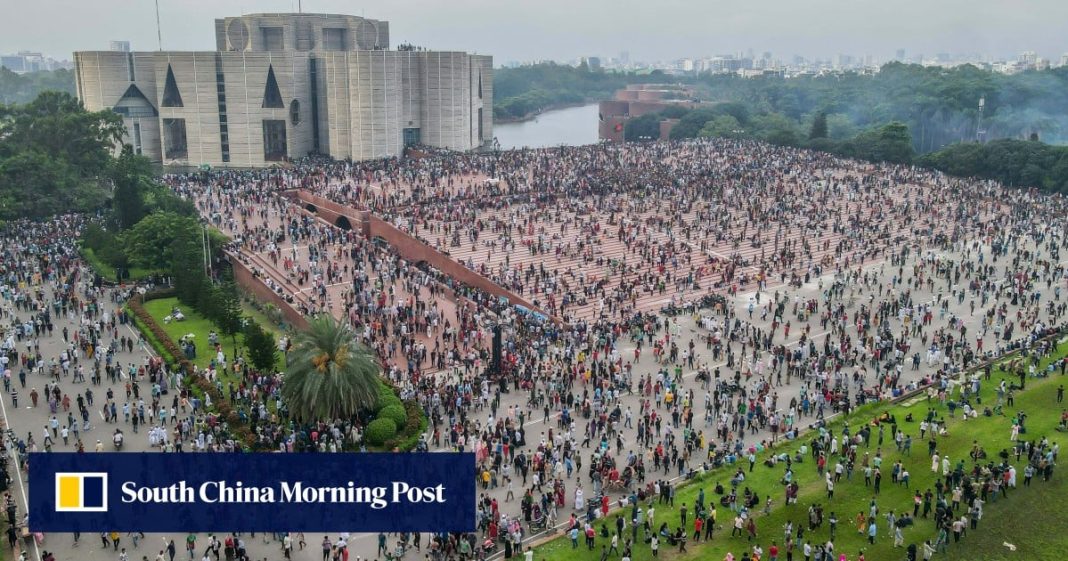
xmin=895 ymin=48 xmax=906 ymax=61
xmin=618 ymin=51 xmax=630 ymax=65
xmin=74 ymin=13 xmax=492 ymax=167
xmin=834 ymin=54 xmax=854 ymax=68
xmin=0 ymin=51 xmax=57 ymax=73
xmin=109 ymin=41 xmax=131 ymax=52
xmin=0 ymin=55 xmax=26 ymax=72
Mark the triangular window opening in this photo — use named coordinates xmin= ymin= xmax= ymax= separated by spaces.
xmin=120 ymin=84 xmax=152 ymax=105
xmin=161 ymin=65 xmax=183 ymax=107
xmin=262 ymin=66 xmax=284 ymax=109
xmin=116 ymin=84 xmax=158 ymax=117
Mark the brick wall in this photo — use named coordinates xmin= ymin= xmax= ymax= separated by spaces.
xmin=289 ymin=190 xmax=554 ymax=320
xmin=365 ymin=215 xmax=545 ymax=313
xmin=229 ymin=252 xmax=310 ymax=330
xmin=288 ymin=189 xmax=368 ymax=234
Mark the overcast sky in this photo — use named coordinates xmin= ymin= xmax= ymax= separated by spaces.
xmin=4 ymin=0 xmax=1067 ymax=65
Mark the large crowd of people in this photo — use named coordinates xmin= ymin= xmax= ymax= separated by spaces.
xmin=0 ymin=137 xmax=1065 ymax=561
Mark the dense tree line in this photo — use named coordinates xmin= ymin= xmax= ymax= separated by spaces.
xmin=0 ymin=67 xmax=76 ymax=104
xmin=918 ymin=139 xmax=1068 ymax=194
xmin=627 ymin=101 xmax=1067 ymax=194
xmin=620 ymin=63 xmax=1068 ymax=193
xmin=698 ymin=62 xmax=1068 ymax=152
xmin=493 ymin=62 xmax=679 ymax=121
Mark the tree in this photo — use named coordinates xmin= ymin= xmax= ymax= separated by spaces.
xmin=0 ymin=150 xmax=77 ymax=219
xmin=669 ymin=108 xmax=719 ymax=139
xmin=697 ymin=62 xmax=1068 ymax=154
xmin=826 ymin=113 xmax=858 ymax=140
xmin=697 ymin=115 xmax=742 ymax=139
xmin=0 ymin=68 xmax=75 ymax=104
xmin=918 ymin=139 xmax=1068 ymax=193
xmin=122 ymin=212 xmax=201 ymax=270
xmin=808 ymin=111 xmax=828 ymax=140
xmin=0 ymin=91 xmax=123 ymax=178
xmin=492 ymin=63 xmax=680 ymax=120
xmin=751 ymin=113 xmax=801 ymax=146
xmin=624 ymin=114 xmax=661 ymax=141
xmin=659 ymin=105 xmax=689 ymax=119
xmin=281 ymin=315 xmax=381 ymax=422
xmin=212 ymin=281 xmax=245 ymax=358
xmin=0 ymin=91 xmax=124 ymax=220
xmin=245 ymin=321 xmax=279 ymax=373
xmin=110 ymin=149 xmax=151 ymax=231
xmin=840 ymin=122 xmax=914 ymax=164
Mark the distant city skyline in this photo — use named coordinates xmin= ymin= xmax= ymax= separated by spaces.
xmin=3 ymin=0 xmax=1068 ymax=67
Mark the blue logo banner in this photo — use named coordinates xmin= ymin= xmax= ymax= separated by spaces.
xmin=30 ymin=453 xmax=476 ymax=532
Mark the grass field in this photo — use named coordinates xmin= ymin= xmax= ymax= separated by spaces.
xmin=240 ymin=300 xmax=284 ymax=338
xmin=532 ymin=337 xmax=1068 ymax=561
xmin=80 ymin=246 xmax=156 ymax=284
xmin=142 ymin=297 xmax=283 ymax=373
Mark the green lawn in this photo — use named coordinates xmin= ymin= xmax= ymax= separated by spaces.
xmin=241 ymin=300 xmax=284 ymax=338
xmin=534 ymin=338 xmax=1068 ymax=561
xmin=142 ymin=297 xmax=282 ymax=373
xmin=80 ymin=246 xmax=156 ymax=283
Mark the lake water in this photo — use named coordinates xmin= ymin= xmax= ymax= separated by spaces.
xmin=492 ymin=104 xmax=600 ymax=149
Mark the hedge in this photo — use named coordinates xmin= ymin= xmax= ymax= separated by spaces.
xmin=392 ymin=400 xmax=430 ymax=452
xmin=375 ymin=380 xmax=404 ymax=412
xmin=377 ymin=404 xmax=407 ymax=427
xmin=365 ymin=418 xmax=398 ymax=446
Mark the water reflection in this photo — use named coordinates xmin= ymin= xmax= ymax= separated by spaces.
xmin=493 ymin=104 xmax=600 ymax=149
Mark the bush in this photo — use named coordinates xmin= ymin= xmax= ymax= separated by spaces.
xmin=394 ymin=400 xmax=430 ymax=452
xmin=377 ymin=404 xmax=407 ymax=428
xmin=365 ymin=418 xmax=398 ymax=446
xmin=375 ymin=381 xmax=403 ymax=412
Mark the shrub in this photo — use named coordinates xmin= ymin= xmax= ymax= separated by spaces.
xmin=365 ymin=418 xmax=398 ymax=446
xmin=394 ymin=401 xmax=430 ymax=452
xmin=377 ymin=405 xmax=407 ymax=428
xmin=403 ymin=401 xmax=425 ymax=434
xmin=375 ymin=381 xmax=403 ymax=412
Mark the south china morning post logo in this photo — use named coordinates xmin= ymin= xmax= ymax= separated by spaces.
xmin=30 ymin=453 xmax=476 ymax=532
xmin=54 ymin=472 xmax=108 ymax=513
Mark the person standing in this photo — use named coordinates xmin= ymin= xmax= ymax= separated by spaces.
xmin=371 ymin=534 xmax=384 ymax=559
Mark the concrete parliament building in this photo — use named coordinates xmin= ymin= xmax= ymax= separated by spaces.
xmin=74 ymin=13 xmax=493 ymax=167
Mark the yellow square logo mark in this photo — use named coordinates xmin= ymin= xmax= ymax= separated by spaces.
xmin=55 ymin=472 xmax=108 ymax=512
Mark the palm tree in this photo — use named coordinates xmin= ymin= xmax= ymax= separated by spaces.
xmin=281 ymin=315 xmax=380 ymax=421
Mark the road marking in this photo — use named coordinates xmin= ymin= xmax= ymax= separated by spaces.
xmin=0 ymin=383 xmax=42 ymax=561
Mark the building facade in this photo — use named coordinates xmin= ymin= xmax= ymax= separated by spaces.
xmin=598 ymin=84 xmax=699 ymax=142
xmin=74 ymin=13 xmax=492 ymax=167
